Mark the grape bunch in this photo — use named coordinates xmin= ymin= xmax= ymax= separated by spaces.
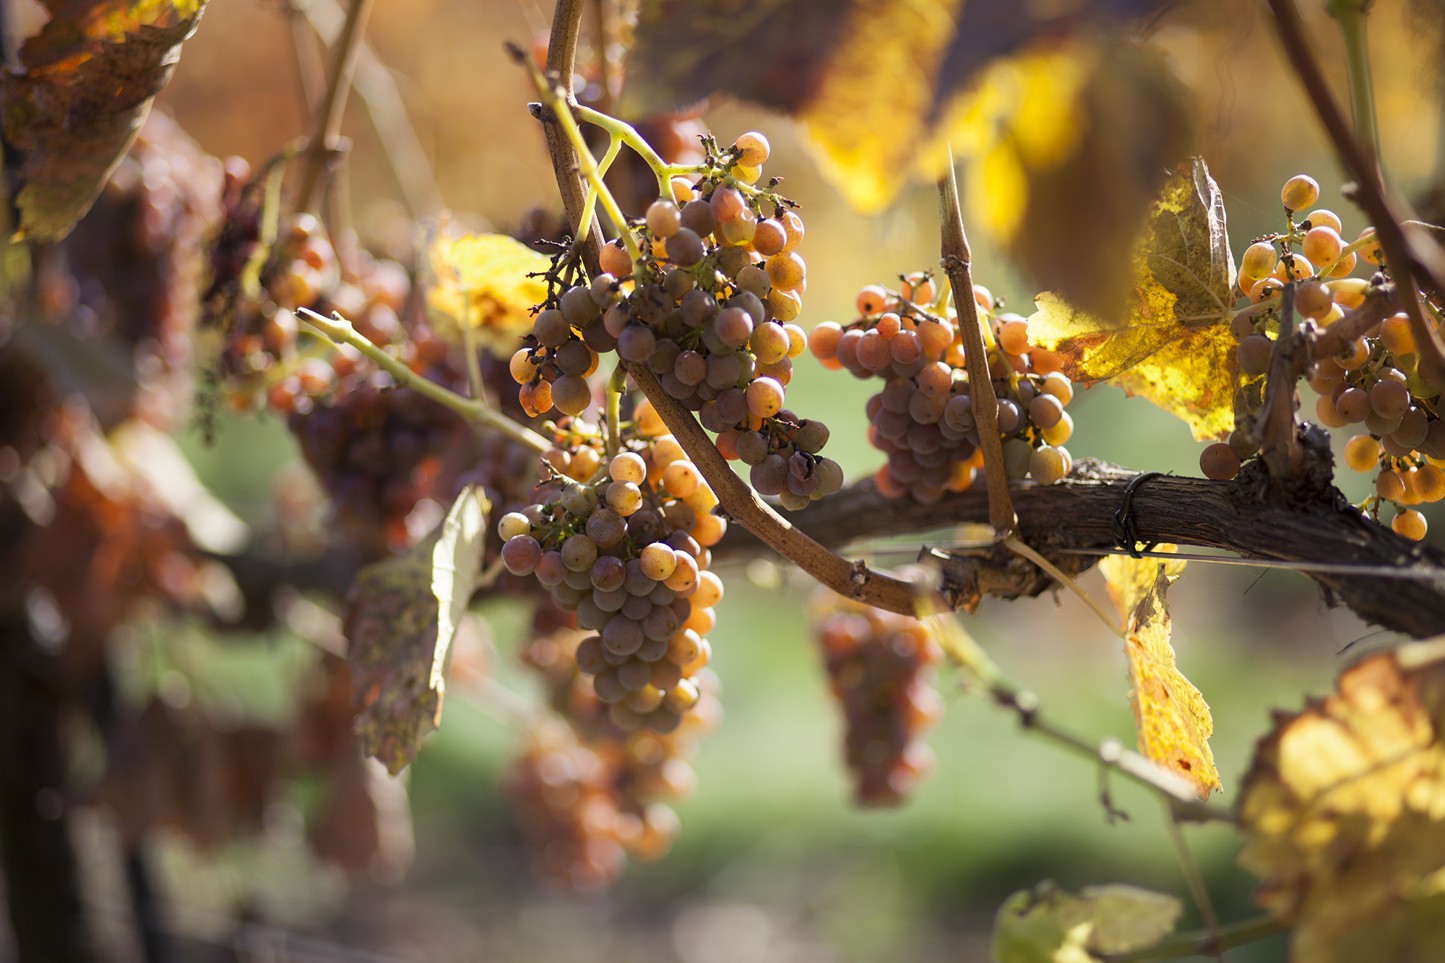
xmin=497 ymin=411 xmax=726 ymax=734
xmin=810 ymin=276 xmax=1077 ymax=502
xmin=1202 ymin=173 xmax=1445 ymax=540
xmin=507 ymin=132 xmax=845 ymax=509
xmin=507 ymin=611 xmax=721 ymax=888
xmin=811 ymin=589 xmax=944 ymax=807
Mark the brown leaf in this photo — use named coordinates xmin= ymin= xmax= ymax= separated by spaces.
xmin=1 ymin=0 xmax=209 ymax=241
xmin=1238 ymin=638 xmax=1445 ymax=962
xmin=345 ymin=485 xmax=489 ymax=775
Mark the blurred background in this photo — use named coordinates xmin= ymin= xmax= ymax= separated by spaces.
xmin=4 ymin=0 xmax=1445 ymax=960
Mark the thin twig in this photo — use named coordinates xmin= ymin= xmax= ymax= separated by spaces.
xmin=297 ymin=307 xmax=551 ymax=454
xmin=628 ymin=363 xmax=925 ymax=615
xmin=1309 ymin=284 xmax=1394 ymax=358
xmin=1100 ymin=915 xmax=1285 ymax=962
xmin=938 ymin=150 xmax=1016 ymax=535
xmin=540 ymin=0 xmax=605 ymax=275
xmin=296 ymin=0 xmax=375 ymax=214
xmin=1327 ymin=0 xmax=1378 ymax=172
xmin=296 ymin=0 xmax=445 ymax=216
xmin=1162 ymin=808 xmax=1225 ymax=959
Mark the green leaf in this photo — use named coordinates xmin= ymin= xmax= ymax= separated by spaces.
xmin=345 ymin=485 xmax=489 ymax=775
xmin=993 ymin=882 xmax=1183 ymax=962
xmin=1 ymin=0 xmax=210 ymax=241
xmin=1028 ymin=158 xmax=1254 ymax=440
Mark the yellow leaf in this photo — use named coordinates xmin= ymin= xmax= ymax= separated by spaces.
xmin=1098 ymin=545 xmax=1184 ymax=626
xmin=1028 ymin=158 xmax=1256 ymax=440
xmin=992 ymin=882 xmax=1182 ymax=962
xmin=1238 ymin=638 xmax=1445 ymax=962
xmin=424 ymin=232 xmax=551 ymax=355
xmin=798 ymin=0 xmax=964 ymax=213
xmin=1124 ymin=566 xmax=1220 ymax=799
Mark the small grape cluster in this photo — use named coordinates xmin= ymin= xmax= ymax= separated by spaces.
xmin=810 ymin=277 xmax=1076 ymax=502
xmin=506 ymin=611 xmax=720 ymax=889
xmin=497 ymin=409 xmax=725 ymax=734
xmin=811 ymin=590 xmax=944 ymax=807
xmin=507 ymin=132 xmax=845 ymax=509
xmin=1202 ymin=173 xmax=1444 ymax=540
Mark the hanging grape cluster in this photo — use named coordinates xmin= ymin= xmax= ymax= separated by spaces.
xmin=811 ymin=588 xmax=944 ymax=807
xmin=809 ymin=275 xmax=1076 ymax=502
xmin=506 ymin=609 xmax=720 ymax=890
xmin=498 ymin=406 xmax=725 ymax=735
xmin=1202 ymin=173 xmax=1445 ymax=540
xmin=507 ymin=132 xmax=845 ymax=509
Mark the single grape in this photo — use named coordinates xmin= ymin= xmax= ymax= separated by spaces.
xmin=1199 ymin=442 xmax=1242 ymax=480
xmin=1281 ymin=174 xmax=1320 ymax=211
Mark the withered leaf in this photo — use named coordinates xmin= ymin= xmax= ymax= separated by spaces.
xmin=1238 ymin=638 xmax=1445 ymax=962
xmin=1 ymin=0 xmax=209 ymax=241
xmin=424 ymin=231 xmax=552 ymax=354
xmin=1028 ymin=158 xmax=1252 ymax=440
xmin=345 ymin=485 xmax=489 ymax=775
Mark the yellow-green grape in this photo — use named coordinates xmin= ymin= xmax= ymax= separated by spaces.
xmin=1418 ymin=463 xmax=1445 ymax=503
xmin=1358 ymin=227 xmax=1384 ymax=265
xmin=1199 ymin=442 xmax=1242 ymax=480
xmin=669 ymin=176 xmax=695 ymax=205
xmin=1393 ymin=508 xmax=1428 ymax=541
xmin=1329 ymin=251 xmax=1358 ymax=277
xmin=1273 ymin=253 xmax=1314 ymax=281
xmin=1041 ymin=410 xmax=1073 ymax=446
xmin=734 ymin=164 xmax=762 ymax=185
xmin=1338 ymin=337 xmax=1371 ymax=370
xmin=1377 ymin=469 xmax=1406 ymax=501
xmin=1295 ymin=279 xmax=1333 ymax=319
xmin=1329 ymin=277 xmax=1368 ymax=309
xmin=609 ymin=451 xmax=647 ymax=484
xmin=1343 ymin=434 xmax=1381 ymax=472
xmin=1002 ymin=438 xmax=1033 ymax=479
xmin=1301 ymin=226 xmax=1343 ymax=268
xmin=1304 ymin=208 xmax=1344 ymax=233
xmin=1028 ymin=445 xmax=1069 ymax=484
xmin=735 ymin=131 xmax=771 ymax=167
xmin=1249 ymin=277 xmax=1284 ymax=304
xmin=1281 ymin=174 xmax=1321 ymax=212
xmin=997 ymin=316 xmax=1031 ymax=356
xmin=1240 ymin=241 xmax=1277 ymax=283
xmin=1380 ymin=314 xmax=1417 ymax=355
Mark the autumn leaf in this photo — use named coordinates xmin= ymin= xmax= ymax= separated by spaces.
xmin=424 ymin=232 xmax=552 ymax=354
xmin=1238 ymin=638 xmax=1445 ymax=962
xmin=0 ymin=0 xmax=209 ymax=241
xmin=624 ymin=0 xmax=1174 ymax=215
xmin=345 ymin=485 xmax=489 ymax=775
xmin=993 ymin=882 xmax=1182 ymax=962
xmin=1028 ymin=158 xmax=1253 ymax=440
xmin=1103 ymin=557 xmax=1220 ymax=799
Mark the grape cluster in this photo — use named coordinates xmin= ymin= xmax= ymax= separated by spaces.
xmin=1204 ymin=173 xmax=1445 ymax=540
xmin=498 ymin=413 xmax=725 ymax=734
xmin=507 ymin=132 xmax=845 ymax=509
xmin=507 ymin=611 xmax=720 ymax=889
xmin=812 ymin=590 xmax=943 ymax=807
xmin=810 ymin=276 xmax=1076 ymax=502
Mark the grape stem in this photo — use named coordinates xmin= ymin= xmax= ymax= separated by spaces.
xmin=1266 ymin=0 xmax=1445 ymax=389
xmin=626 ymin=362 xmax=928 ymax=616
xmin=295 ymin=0 xmax=374 ymax=215
xmin=938 ymin=148 xmax=1017 ymax=536
xmin=1257 ymin=282 xmax=1305 ymax=478
xmin=296 ymin=307 xmax=552 ymax=455
xmin=507 ymin=43 xmax=642 ymax=266
xmin=604 ymin=363 xmax=626 ymax=458
xmin=1327 ymin=0 xmax=1379 ymax=174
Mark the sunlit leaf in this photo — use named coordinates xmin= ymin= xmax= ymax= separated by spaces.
xmin=1098 ymin=545 xmax=1185 ymax=625
xmin=1238 ymin=637 xmax=1445 ymax=962
xmin=0 ymin=0 xmax=209 ymax=241
xmin=1028 ymin=158 xmax=1252 ymax=440
xmin=424 ymin=232 xmax=551 ymax=354
xmin=624 ymin=1 xmax=1175 ymax=215
xmin=1121 ymin=565 xmax=1220 ymax=799
xmin=345 ymin=485 xmax=489 ymax=775
xmin=993 ymin=882 xmax=1182 ymax=962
